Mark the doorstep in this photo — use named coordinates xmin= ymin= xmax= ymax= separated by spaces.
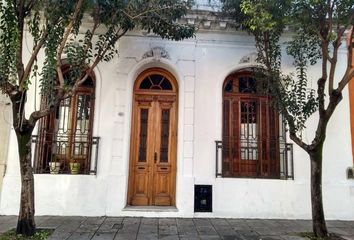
xmin=123 ymin=206 xmax=178 ymax=212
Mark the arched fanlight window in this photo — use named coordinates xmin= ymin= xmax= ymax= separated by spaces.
xmin=222 ymin=71 xmax=280 ymax=178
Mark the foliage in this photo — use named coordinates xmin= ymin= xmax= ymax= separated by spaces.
xmin=0 ymin=229 xmax=53 ymax=240
xmin=222 ymin=0 xmax=353 ymax=134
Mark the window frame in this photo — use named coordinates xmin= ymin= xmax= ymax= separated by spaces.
xmin=222 ymin=71 xmax=280 ymax=178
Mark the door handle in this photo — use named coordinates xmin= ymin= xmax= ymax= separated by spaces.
xmin=154 ymin=152 xmax=157 ymax=163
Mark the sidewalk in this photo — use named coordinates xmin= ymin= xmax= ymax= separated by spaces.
xmin=0 ymin=216 xmax=353 ymax=240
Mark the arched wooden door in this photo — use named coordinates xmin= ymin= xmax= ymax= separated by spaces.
xmin=128 ymin=68 xmax=178 ymax=206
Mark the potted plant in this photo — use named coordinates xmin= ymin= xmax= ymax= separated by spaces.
xmin=48 ymin=155 xmax=61 ymax=174
xmin=69 ymin=159 xmax=81 ymax=174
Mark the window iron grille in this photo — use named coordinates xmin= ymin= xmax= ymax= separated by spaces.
xmin=31 ymin=135 xmax=100 ymax=175
xmin=215 ymin=139 xmax=294 ymax=179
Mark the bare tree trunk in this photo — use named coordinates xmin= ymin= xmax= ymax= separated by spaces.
xmin=15 ymin=129 xmax=36 ymax=236
xmin=309 ymin=145 xmax=328 ymax=238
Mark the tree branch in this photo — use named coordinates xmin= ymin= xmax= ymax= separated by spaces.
xmin=16 ymin=0 xmax=25 ymax=87
xmin=337 ymin=26 xmax=354 ymax=92
xmin=28 ymin=89 xmax=65 ymax=127
xmin=73 ymin=28 xmax=128 ymax=90
xmin=56 ymin=0 xmax=84 ymax=87
xmin=21 ymin=28 xmax=49 ymax=89
xmin=328 ymin=27 xmax=345 ymax=95
xmin=1 ymin=81 xmax=18 ymax=96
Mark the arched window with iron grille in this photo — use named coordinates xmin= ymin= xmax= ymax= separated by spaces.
xmin=34 ymin=65 xmax=97 ymax=174
xmin=222 ymin=71 xmax=280 ymax=178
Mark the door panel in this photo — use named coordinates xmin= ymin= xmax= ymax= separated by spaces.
xmin=129 ymin=94 xmax=177 ymax=206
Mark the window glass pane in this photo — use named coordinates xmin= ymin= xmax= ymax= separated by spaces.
xmin=160 ymin=109 xmax=170 ymax=163
xmin=138 ymin=109 xmax=149 ymax=162
xmin=240 ymin=101 xmax=258 ymax=160
xmin=149 ymin=74 xmax=164 ymax=85
xmin=74 ymin=94 xmax=92 ymax=156
xmin=140 ymin=78 xmax=152 ymax=89
xmin=160 ymin=79 xmax=172 ymax=90
xmin=54 ymin=98 xmax=71 ymax=155
xmin=139 ymin=74 xmax=173 ymax=90
xmin=224 ymin=79 xmax=233 ymax=92
xmin=239 ymin=77 xmax=257 ymax=93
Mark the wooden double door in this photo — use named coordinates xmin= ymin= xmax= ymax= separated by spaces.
xmin=128 ymin=68 xmax=178 ymax=206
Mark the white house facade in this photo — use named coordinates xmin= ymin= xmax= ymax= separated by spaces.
xmin=0 ymin=1 xmax=354 ymax=220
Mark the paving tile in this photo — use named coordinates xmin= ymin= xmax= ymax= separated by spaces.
xmin=194 ymin=218 xmax=212 ymax=227
xmin=114 ymin=233 xmax=137 ymax=240
xmin=97 ymin=222 xmax=121 ymax=233
xmin=137 ymin=233 xmax=158 ymax=240
xmin=0 ymin=216 xmax=17 ymax=224
xmin=214 ymin=226 xmax=236 ymax=236
xmin=123 ymin=217 xmax=141 ymax=225
xmin=84 ymin=216 xmax=106 ymax=225
xmin=37 ymin=218 xmax=63 ymax=228
xmin=159 ymin=218 xmax=177 ymax=225
xmin=160 ymin=225 xmax=178 ymax=235
xmin=139 ymin=224 xmax=158 ymax=234
xmin=329 ymin=227 xmax=352 ymax=235
xmin=227 ymin=219 xmax=250 ymax=229
xmin=77 ymin=223 xmax=100 ymax=233
xmin=177 ymin=218 xmax=195 ymax=226
xmin=259 ymin=236 xmax=284 ymax=240
xmin=118 ymin=225 xmax=139 ymax=235
xmin=55 ymin=224 xmax=80 ymax=233
xmin=49 ymin=229 xmax=73 ymax=240
xmin=220 ymin=235 xmax=244 ymax=240
xmin=253 ymin=227 xmax=278 ymax=236
xmin=280 ymin=235 xmax=307 ymax=240
xmin=211 ymin=219 xmax=230 ymax=226
xmin=327 ymin=221 xmax=353 ymax=228
xmin=141 ymin=218 xmax=158 ymax=225
xmin=67 ymin=232 xmax=95 ymax=240
xmin=178 ymin=226 xmax=199 ymax=236
xmin=197 ymin=226 xmax=218 ymax=235
xmin=179 ymin=236 xmax=200 ymax=240
xmin=246 ymin=219 xmax=267 ymax=228
xmin=104 ymin=217 xmax=123 ymax=224
xmin=341 ymin=235 xmax=354 ymax=240
xmin=92 ymin=232 xmax=117 ymax=240
xmin=235 ymin=229 xmax=260 ymax=240
xmin=159 ymin=235 xmax=180 ymax=240
xmin=199 ymin=236 xmax=221 ymax=240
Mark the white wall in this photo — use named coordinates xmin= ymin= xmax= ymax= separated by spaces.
xmin=0 ymin=94 xmax=11 ymax=202
xmin=1 ymin=30 xmax=353 ymax=220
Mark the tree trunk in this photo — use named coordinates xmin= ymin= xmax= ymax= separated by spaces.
xmin=309 ymin=146 xmax=328 ymax=237
xmin=16 ymin=129 xmax=36 ymax=236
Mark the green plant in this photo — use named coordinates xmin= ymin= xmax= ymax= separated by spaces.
xmin=0 ymin=229 xmax=53 ymax=240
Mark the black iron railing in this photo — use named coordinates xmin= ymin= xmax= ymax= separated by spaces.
xmin=31 ymin=135 xmax=100 ymax=175
xmin=215 ymin=139 xmax=294 ymax=179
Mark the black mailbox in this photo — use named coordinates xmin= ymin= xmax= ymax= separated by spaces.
xmin=194 ymin=185 xmax=212 ymax=212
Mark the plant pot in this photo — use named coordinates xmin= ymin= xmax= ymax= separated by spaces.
xmin=48 ymin=162 xmax=61 ymax=174
xmin=70 ymin=162 xmax=81 ymax=174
